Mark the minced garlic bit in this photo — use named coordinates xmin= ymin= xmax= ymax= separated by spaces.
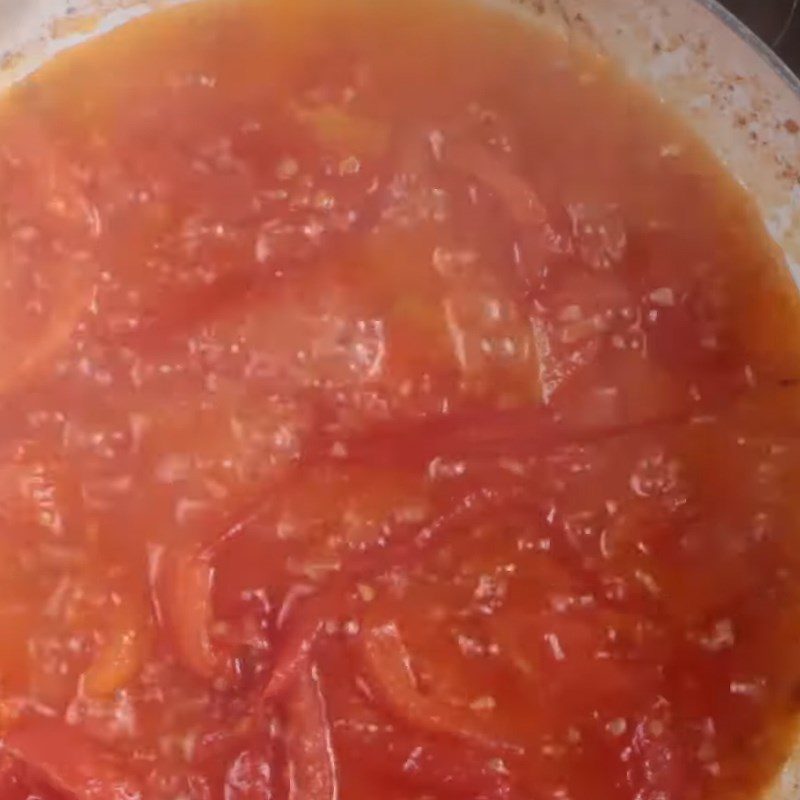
xmin=607 ymin=718 xmax=627 ymax=737
xmin=544 ymin=632 xmax=566 ymax=662
xmin=356 ymin=583 xmax=376 ymax=602
xmin=469 ymin=695 xmax=497 ymax=712
xmin=648 ymin=287 xmax=675 ymax=307
xmin=697 ymin=619 xmax=735 ymax=652
xmin=275 ymin=156 xmax=300 ymax=180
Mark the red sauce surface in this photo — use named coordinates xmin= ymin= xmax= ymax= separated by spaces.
xmin=1 ymin=1 xmax=800 ymax=798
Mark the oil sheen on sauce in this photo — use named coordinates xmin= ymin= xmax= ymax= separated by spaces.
xmin=0 ymin=1 xmax=799 ymax=799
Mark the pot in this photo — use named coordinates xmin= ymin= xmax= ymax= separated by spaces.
xmin=0 ymin=0 xmax=798 ymax=797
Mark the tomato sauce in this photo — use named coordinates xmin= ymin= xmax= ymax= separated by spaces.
xmin=0 ymin=0 xmax=800 ymax=798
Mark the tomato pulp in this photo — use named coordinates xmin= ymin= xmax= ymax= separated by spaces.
xmin=0 ymin=1 xmax=800 ymax=798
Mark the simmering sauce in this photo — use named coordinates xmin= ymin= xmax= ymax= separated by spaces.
xmin=0 ymin=0 xmax=800 ymax=798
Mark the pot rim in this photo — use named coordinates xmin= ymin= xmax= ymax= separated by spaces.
xmin=698 ymin=0 xmax=800 ymax=96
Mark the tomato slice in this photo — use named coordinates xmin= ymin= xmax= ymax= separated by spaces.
xmin=284 ymin=661 xmax=338 ymax=800
xmin=156 ymin=546 xmax=219 ymax=680
xmin=223 ymin=745 xmax=277 ymax=800
xmin=334 ymin=721 xmax=526 ymax=800
xmin=0 ymin=113 xmax=98 ymax=397
xmin=445 ymin=141 xmax=547 ymax=227
xmin=263 ymin=609 xmax=323 ymax=701
xmin=80 ymin=596 xmax=151 ymax=699
xmin=359 ymin=618 xmax=516 ymax=752
xmin=290 ymin=102 xmax=390 ymax=159
xmin=2 ymin=717 xmax=141 ymax=800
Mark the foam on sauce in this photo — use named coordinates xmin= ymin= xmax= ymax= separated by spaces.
xmin=0 ymin=0 xmax=799 ymax=798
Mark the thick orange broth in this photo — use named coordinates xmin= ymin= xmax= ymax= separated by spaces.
xmin=0 ymin=0 xmax=799 ymax=799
